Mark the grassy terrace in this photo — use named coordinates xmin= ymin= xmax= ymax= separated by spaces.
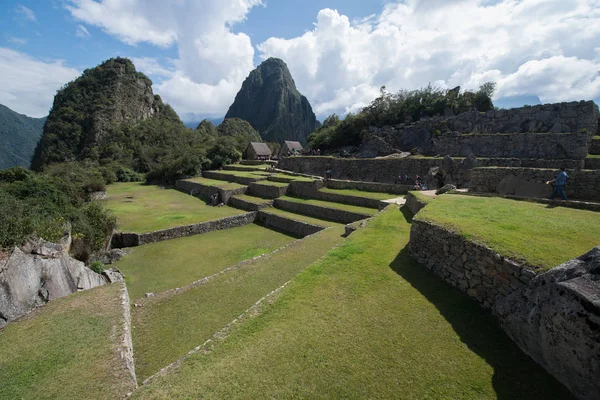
xmin=105 ymin=183 xmax=244 ymax=233
xmin=0 ymin=284 xmax=135 ymax=399
xmin=417 ymin=195 xmax=600 ymax=271
xmin=260 ymin=207 xmax=344 ymax=228
xmin=587 ymin=154 xmax=600 ymax=158
xmin=278 ymin=195 xmax=378 ymax=216
xmin=269 ymin=173 xmax=316 ymax=182
xmin=132 ymin=226 xmax=345 ymax=382
xmin=253 ymin=180 xmax=289 ymax=188
xmin=320 ymin=187 xmax=401 ymax=200
xmin=409 ymin=190 xmax=436 ymax=204
xmin=134 ymin=207 xmax=570 ymax=399
xmin=183 ymin=177 xmax=246 ymax=190
xmin=227 ymin=163 xmax=271 ymax=170
xmin=209 ymin=170 xmax=271 ymax=179
xmin=232 ymin=194 xmax=272 ymax=205
xmin=113 ymin=224 xmax=295 ymax=300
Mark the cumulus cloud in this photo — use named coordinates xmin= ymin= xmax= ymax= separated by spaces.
xmin=75 ymin=24 xmax=90 ymax=38
xmin=66 ymin=0 xmax=262 ymax=120
xmin=258 ymin=0 xmax=600 ymax=116
xmin=0 ymin=48 xmax=80 ymax=117
xmin=15 ymin=5 xmax=36 ymax=22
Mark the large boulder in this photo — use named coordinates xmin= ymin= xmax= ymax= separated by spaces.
xmin=495 ymin=247 xmax=600 ymax=400
xmin=0 ymin=238 xmax=108 ymax=328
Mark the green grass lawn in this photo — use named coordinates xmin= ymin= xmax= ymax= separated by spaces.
xmin=586 ymin=154 xmax=600 ymax=158
xmin=417 ymin=195 xmax=600 ymax=271
xmin=131 ymin=226 xmax=345 ymax=382
xmin=105 ymin=183 xmax=245 ymax=233
xmin=133 ymin=207 xmax=571 ymax=399
xmin=113 ymin=224 xmax=296 ymax=300
xmin=269 ymin=173 xmax=316 ymax=182
xmin=227 ymin=163 xmax=271 ymax=170
xmin=279 ymin=195 xmax=378 ymax=216
xmin=409 ymin=190 xmax=436 ymax=204
xmin=320 ymin=187 xmax=402 ymax=200
xmin=210 ymin=170 xmax=270 ymax=179
xmin=183 ymin=177 xmax=246 ymax=190
xmin=261 ymin=207 xmax=344 ymax=228
xmin=0 ymin=284 xmax=136 ymax=400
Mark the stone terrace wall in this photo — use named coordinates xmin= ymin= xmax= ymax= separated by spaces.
xmin=112 ymin=213 xmax=257 ymax=248
xmin=257 ymin=211 xmax=324 ymax=238
xmin=248 ymin=182 xmax=288 ymax=199
xmin=326 ymin=179 xmax=410 ymax=195
xmin=470 ymin=167 xmax=600 ymax=201
xmin=590 ymin=137 xmax=600 ymax=154
xmin=175 ymin=179 xmax=246 ymax=204
xmin=228 ymin=196 xmax=271 ymax=212
xmin=274 ymin=199 xmax=371 ymax=224
xmin=202 ymin=171 xmax=265 ymax=185
xmin=409 ymin=220 xmax=533 ymax=308
xmin=288 ymin=180 xmax=383 ymax=209
xmin=495 ymin=247 xmax=600 ymax=400
xmin=585 ymin=158 xmax=600 ymax=170
xmin=405 ymin=192 xmax=429 ymax=215
xmin=432 ymin=132 xmax=589 ymax=160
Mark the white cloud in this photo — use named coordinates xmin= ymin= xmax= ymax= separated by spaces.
xmin=15 ymin=5 xmax=36 ymax=22
xmin=66 ymin=0 xmax=263 ymax=120
xmin=258 ymin=0 xmax=600 ymax=117
xmin=75 ymin=24 xmax=90 ymax=38
xmin=8 ymin=37 xmax=28 ymax=46
xmin=0 ymin=48 xmax=80 ymax=117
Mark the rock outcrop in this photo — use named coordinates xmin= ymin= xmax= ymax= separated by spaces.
xmin=225 ymin=58 xmax=318 ymax=145
xmin=0 ymin=237 xmax=116 ymax=328
xmin=496 ymin=247 xmax=600 ymax=400
xmin=31 ymin=57 xmax=180 ymax=170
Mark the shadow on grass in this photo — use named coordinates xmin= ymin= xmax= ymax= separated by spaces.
xmin=390 ymin=208 xmax=573 ymax=399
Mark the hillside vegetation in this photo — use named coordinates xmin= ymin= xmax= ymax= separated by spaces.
xmin=0 ymin=104 xmax=45 ymax=169
xmin=309 ymin=83 xmax=496 ymax=150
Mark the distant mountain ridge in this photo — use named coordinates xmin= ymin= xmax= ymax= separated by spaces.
xmin=31 ymin=57 xmax=181 ymax=170
xmin=0 ymin=104 xmax=46 ymax=169
xmin=225 ymin=58 xmax=318 ymax=145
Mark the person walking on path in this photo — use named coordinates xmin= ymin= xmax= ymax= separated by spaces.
xmin=546 ymin=167 xmax=569 ymax=200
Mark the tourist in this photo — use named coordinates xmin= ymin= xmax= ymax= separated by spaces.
xmin=404 ymin=174 xmax=410 ymax=184
xmin=326 ymin=169 xmax=333 ymax=180
xmin=317 ymin=149 xmax=321 ymax=156
xmin=546 ymin=167 xmax=569 ymax=200
xmin=396 ymin=174 xmax=403 ymax=184
xmin=210 ymin=193 xmax=219 ymax=206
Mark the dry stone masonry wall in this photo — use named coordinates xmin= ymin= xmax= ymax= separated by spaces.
xmin=175 ymin=179 xmax=246 ymax=204
xmin=111 ymin=212 xmax=257 ymax=248
xmin=274 ymin=199 xmax=371 ymax=224
xmin=257 ymin=211 xmax=324 ymax=237
xmin=202 ymin=171 xmax=265 ymax=185
xmin=409 ymin=220 xmax=533 ymax=309
xmin=470 ymin=167 xmax=600 ymax=201
xmin=248 ymin=182 xmax=288 ymax=199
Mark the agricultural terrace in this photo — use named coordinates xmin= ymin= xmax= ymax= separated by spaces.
xmin=133 ymin=207 xmax=571 ymax=399
xmin=114 ymin=224 xmax=296 ymax=299
xmin=105 ymin=183 xmax=245 ymax=233
xmin=416 ymin=194 xmax=600 ymax=271
xmin=319 ymin=187 xmax=403 ymax=200
xmin=0 ymin=284 xmax=135 ymax=400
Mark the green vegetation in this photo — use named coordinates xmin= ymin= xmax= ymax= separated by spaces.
xmin=586 ymin=154 xmax=600 ymax=158
xmin=416 ymin=195 xmax=600 ymax=270
xmin=278 ymin=195 xmax=378 ymax=216
xmin=260 ymin=208 xmax=342 ymax=228
xmin=309 ymin=83 xmax=496 ymax=149
xmin=0 ymin=103 xmax=45 ymax=169
xmin=269 ymin=173 xmax=315 ymax=182
xmin=409 ymin=190 xmax=436 ymax=204
xmin=0 ymin=167 xmax=115 ymax=260
xmin=114 ymin=224 xmax=295 ymax=299
xmin=183 ymin=177 xmax=246 ymax=191
xmin=211 ymin=170 xmax=270 ymax=179
xmin=253 ymin=180 xmax=289 ymax=188
xmin=319 ymin=187 xmax=401 ymax=200
xmin=227 ymin=163 xmax=271 ymax=170
xmin=0 ymin=284 xmax=135 ymax=399
xmin=132 ymin=226 xmax=345 ymax=381
xmin=134 ymin=207 xmax=570 ymax=399
xmin=105 ymin=183 xmax=244 ymax=233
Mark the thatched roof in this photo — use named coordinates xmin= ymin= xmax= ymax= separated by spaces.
xmin=246 ymin=142 xmax=272 ymax=156
xmin=283 ymin=141 xmax=303 ymax=152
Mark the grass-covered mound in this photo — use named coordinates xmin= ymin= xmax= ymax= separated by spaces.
xmin=416 ymin=195 xmax=600 ymax=271
xmin=105 ymin=183 xmax=244 ymax=233
xmin=0 ymin=284 xmax=135 ymax=399
xmin=114 ymin=224 xmax=296 ymax=299
xmin=132 ymin=226 xmax=345 ymax=381
xmin=133 ymin=207 xmax=570 ymax=399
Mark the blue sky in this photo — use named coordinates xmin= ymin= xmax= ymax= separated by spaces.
xmin=1 ymin=1 xmax=598 ymax=121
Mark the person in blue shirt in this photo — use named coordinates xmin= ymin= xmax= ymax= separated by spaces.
xmin=546 ymin=167 xmax=569 ymax=200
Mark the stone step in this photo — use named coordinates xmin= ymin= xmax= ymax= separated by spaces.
xmin=202 ymin=170 xmax=269 ymax=185
xmin=274 ymin=196 xmax=375 ymax=224
xmin=229 ymin=195 xmax=273 ymax=212
xmin=248 ymin=181 xmax=289 ymax=199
